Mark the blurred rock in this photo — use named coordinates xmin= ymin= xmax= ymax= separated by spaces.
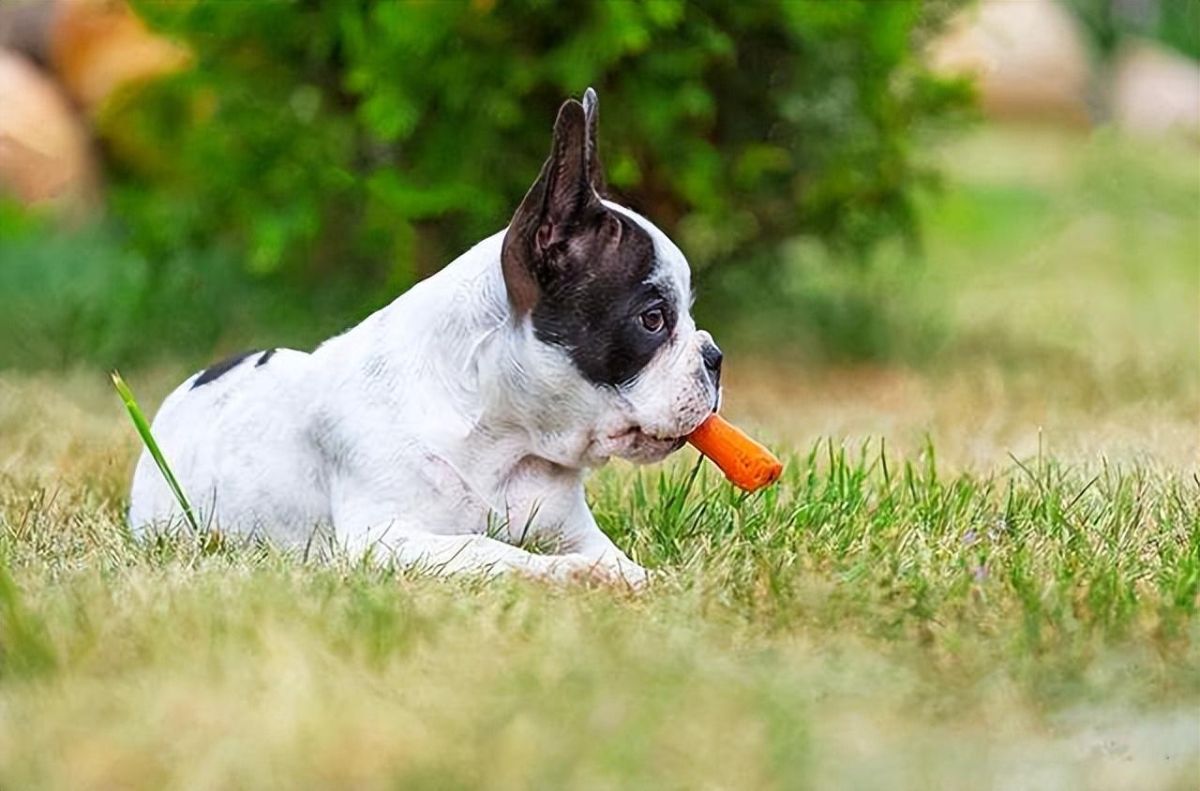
xmin=0 ymin=47 xmax=98 ymax=213
xmin=0 ymin=0 xmax=187 ymax=217
xmin=929 ymin=0 xmax=1092 ymax=125
xmin=1112 ymin=40 xmax=1200 ymax=141
xmin=49 ymin=0 xmax=189 ymax=115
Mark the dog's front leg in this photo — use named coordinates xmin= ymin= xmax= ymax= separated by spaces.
xmin=571 ymin=528 xmax=648 ymax=588
xmin=557 ymin=489 xmax=649 ymax=588
xmin=340 ymin=523 xmax=607 ymax=581
xmin=378 ymin=531 xmax=606 ymax=580
xmin=332 ymin=497 xmax=603 ymax=581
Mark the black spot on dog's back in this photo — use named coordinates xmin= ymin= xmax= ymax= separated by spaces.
xmin=191 ymin=350 xmax=259 ymax=389
xmin=256 ymin=349 xmax=277 ymax=367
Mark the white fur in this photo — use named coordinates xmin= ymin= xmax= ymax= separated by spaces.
xmin=129 ymin=205 xmax=716 ymax=585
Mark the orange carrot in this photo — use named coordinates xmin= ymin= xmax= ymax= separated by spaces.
xmin=687 ymin=414 xmax=783 ymax=493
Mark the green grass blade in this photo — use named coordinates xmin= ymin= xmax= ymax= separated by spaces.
xmin=0 ymin=550 xmax=57 ymax=678
xmin=110 ymin=370 xmax=201 ymax=534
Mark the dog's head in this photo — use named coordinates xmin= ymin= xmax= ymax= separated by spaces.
xmin=501 ymin=89 xmax=721 ymax=465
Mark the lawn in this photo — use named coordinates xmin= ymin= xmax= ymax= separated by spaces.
xmin=0 ymin=125 xmax=1196 ymax=789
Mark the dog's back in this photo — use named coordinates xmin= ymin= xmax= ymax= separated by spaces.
xmin=129 ymin=347 xmax=329 ymax=543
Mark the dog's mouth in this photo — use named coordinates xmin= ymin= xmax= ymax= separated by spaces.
xmin=608 ymin=426 xmax=689 ymax=449
xmin=593 ymin=424 xmax=691 ymax=465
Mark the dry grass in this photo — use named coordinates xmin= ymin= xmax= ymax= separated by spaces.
xmin=725 ymin=361 xmax=1198 ymax=469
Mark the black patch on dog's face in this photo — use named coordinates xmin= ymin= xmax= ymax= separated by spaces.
xmin=191 ymin=350 xmax=259 ymax=389
xmin=502 ymin=90 xmax=677 ymax=387
xmin=531 ymin=211 xmax=675 ymax=387
xmin=256 ymin=349 xmax=277 ymax=367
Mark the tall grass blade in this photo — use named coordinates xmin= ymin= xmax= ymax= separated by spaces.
xmin=0 ymin=550 xmax=57 ymax=678
xmin=110 ymin=371 xmax=201 ymax=534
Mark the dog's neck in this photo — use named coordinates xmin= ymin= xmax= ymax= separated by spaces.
xmin=457 ymin=235 xmax=612 ymax=471
xmin=329 ymin=229 xmax=607 ymax=485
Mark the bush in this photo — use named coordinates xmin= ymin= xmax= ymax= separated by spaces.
xmin=108 ymin=0 xmax=969 ymax=311
xmin=1064 ymin=0 xmax=1200 ymax=61
xmin=0 ymin=199 xmax=362 ymax=370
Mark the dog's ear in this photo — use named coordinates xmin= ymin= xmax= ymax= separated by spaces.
xmin=502 ymin=96 xmax=603 ymax=313
xmin=582 ymin=87 xmax=606 ymax=196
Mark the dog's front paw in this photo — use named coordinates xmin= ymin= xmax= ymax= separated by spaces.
xmin=605 ymin=558 xmax=650 ymax=590
xmin=540 ymin=553 xmax=650 ymax=590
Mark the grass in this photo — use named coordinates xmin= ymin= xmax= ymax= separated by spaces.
xmin=0 ymin=432 xmax=1196 ymax=789
xmin=0 ymin=123 xmax=1197 ymax=788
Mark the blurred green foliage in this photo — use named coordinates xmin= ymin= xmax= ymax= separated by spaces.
xmin=108 ymin=0 xmax=968 ymax=302
xmin=0 ymin=200 xmax=310 ymax=369
xmin=0 ymin=1 xmax=972 ymax=369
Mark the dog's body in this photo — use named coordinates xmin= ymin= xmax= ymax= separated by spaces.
xmin=129 ymin=91 xmax=721 ymax=583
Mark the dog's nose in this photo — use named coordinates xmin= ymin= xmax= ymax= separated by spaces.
xmin=701 ymin=341 xmax=723 ymax=380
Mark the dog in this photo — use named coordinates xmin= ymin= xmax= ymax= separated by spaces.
xmin=129 ymin=89 xmax=722 ymax=585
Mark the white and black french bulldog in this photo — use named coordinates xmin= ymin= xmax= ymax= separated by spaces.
xmin=129 ymin=89 xmax=723 ymax=585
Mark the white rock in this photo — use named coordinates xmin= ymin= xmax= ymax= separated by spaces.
xmin=0 ymin=47 xmax=98 ymax=214
xmin=928 ymin=0 xmax=1092 ymax=125
xmin=1112 ymin=39 xmax=1200 ymax=140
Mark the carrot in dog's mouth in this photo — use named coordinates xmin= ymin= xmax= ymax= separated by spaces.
xmin=687 ymin=414 xmax=783 ymax=493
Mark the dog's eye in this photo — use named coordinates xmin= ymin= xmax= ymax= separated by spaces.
xmin=639 ymin=308 xmax=665 ymax=334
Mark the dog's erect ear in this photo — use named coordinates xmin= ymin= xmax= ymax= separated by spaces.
xmin=502 ymin=95 xmax=604 ymax=313
xmin=582 ymin=86 xmax=606 ymax=196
